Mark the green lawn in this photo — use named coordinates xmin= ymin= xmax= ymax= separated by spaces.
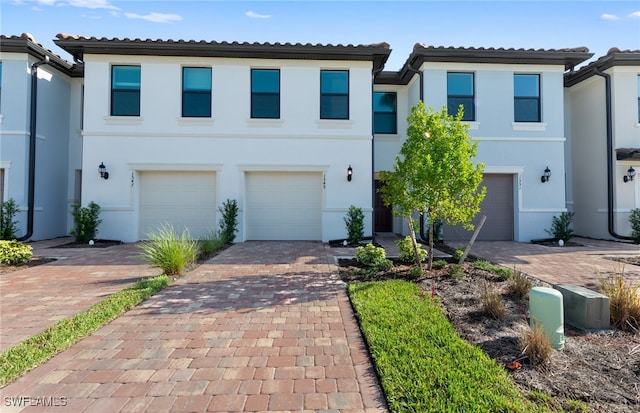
xmin=348 ymin=280 xmax=552 ymax=413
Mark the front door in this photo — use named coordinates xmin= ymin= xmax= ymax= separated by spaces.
xmin=374 ymin=180 xmax=393 ymax=233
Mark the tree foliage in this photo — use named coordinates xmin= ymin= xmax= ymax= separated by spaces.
xmin=379 ymin=102 xmax=486 ymax=269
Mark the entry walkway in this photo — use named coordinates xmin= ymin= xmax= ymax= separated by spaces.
xmin=0 ymin=241 xmax=387 ymax=412
xmin=447 ymin=237 xmax=640 ymax=289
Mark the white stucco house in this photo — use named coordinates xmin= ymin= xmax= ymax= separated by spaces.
xmin=565 ymin=49 xmax=640 ymax=241
xmin=374 ymin=44 xmax=593 ymax=242
xmin=0 ymin=34 xmax=83 ymax=241
xmin=3 ymin=32 xmax=636 ymax=244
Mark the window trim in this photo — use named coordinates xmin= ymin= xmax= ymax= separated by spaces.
xmin=320 ymin=69 xmax=350 ymax=120
xmin=110 ymin=64 xmax=141 ymax=117
xmin=251 ymin=68 xmax=280 ymax=119
xmin=514 ymin=73 xmax=541 ymax=123
xmin=373 ymin=91 xmax=397 ymax=134
xmin=182 ymin=66 xmax=212 ymax=118
xmin=447 ymin=72 xmax=475 ymax=121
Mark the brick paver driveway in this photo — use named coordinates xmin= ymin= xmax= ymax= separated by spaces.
xmin=1 ymin=241 xmax=387 ymax=412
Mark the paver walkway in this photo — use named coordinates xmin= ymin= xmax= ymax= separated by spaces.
xmin=448 ymin=236 xmax=640 ymax=288
xmin=0 ymin=238 xmax=160 ymax=352
xmin=1 ymin=241 xmax=387 ymax=412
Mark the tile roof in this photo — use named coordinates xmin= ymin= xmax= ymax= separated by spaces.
xmin=565 ymin=47 xmax=640 ymax=86
xmin=54 ymin=34 xmax=392 ymax=73
xmin=0 ymin=33 xmax=79 ymax=76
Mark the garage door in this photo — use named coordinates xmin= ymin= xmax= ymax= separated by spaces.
xmin=444 ymin=174 xmax=514 ymax=241
xmin=139 ymin=171 xmax=216 ymax=239
xmin=246 ymin=172 xmax=322 ymax=240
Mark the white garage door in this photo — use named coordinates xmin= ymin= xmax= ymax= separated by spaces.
xmin=139 ymin=171 xmax=216 ymax=240
xmin=246 ymin=172 xmax=322 ymax=240
xmin=444 ymin=174 xmax=514 ymax=241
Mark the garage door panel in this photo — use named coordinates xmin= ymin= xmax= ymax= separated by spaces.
xmin=139 ymin=171 xmax=216 ymax=239
xmin=246 ymin=172 xmax=322 ymax=240
xmin=443 ymin=174 xmax=514 ymax=241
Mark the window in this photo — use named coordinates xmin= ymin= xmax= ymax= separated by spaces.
xmin=373 ymin=91 xmax=397 ymax=134
xmin=251 ymin=69 xmax=280 ymax=119
xmin=182 ymin=67 xmax=212 ymax=117
xmin=447 ymin=72 xmax=474 ymax=121
xmin=637 ymin=75 xmax=640 ymax=123
xmin=320 ymin=70 xmax=349 ymax=119
xmin=514 ymin=74 xmax=541 ymax=122
xmin=0 ymin=62 xmax=3 ymax=112
xmin=111 ymin=65 xmax=140 ymax=116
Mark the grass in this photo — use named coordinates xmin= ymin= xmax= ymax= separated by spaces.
xmin=348 ymin=280 xmax=550 ymax=412
xmin=139 ymin=224 xmax=200 ymax=275
xmin=0 ymin=275 xmax=169 ymax=387
xmin=520 ymin=319 xmax=553 ymax=366
xmin=481 ymin=282 xmax=505 ymax=319
xmin=508 ymin=267 xmax=533 ymax=299
xmin=598 ymin=265 xmax=640 ymax=331
xmin=474 ymin=259 xmax=513 ymax=280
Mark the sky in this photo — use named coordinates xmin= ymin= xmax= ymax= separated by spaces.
xmin=1 ymin=0 xmax=639 ymax=71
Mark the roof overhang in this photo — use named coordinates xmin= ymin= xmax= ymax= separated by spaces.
xmin=1 ymin=34 xmax=76 ymax=76
xmin=616 ymin=148 xmax=640 ymax=161
xmin=565 ymin=48 xmax=640 ymax=87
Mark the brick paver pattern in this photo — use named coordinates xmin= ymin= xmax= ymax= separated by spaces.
xmin=1 ymin=241 xmax=388 ymax=412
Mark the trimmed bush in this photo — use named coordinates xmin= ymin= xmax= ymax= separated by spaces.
xmin=355 ymin=243 xmax=392 ymax=270
xmin=344 ymin=205 xmax=365 ymax=245
xmin=139 ymin=224 xmax=199 ymax=275
xmin=629 ymin=208 xmax=640 ymax=244
xmin=0 ymin=198 xmax=20 ymax=240
xmin=0 ymin=240 xmax=33 ymax=265
xmin=396 ymin=235 xmax=427 ymax=263
xmin=218 ymin=199 xmax=239 ymax=244
xmin=70 ymin=201 xmax=102 ymax=243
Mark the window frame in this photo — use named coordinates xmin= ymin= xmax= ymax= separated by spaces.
xmin=182 ymin=67 xmax=212 ymax=118
xmin=320 ymin=70 xmax=349 ymax=120
xmin=447 ymin=72 xmax=475 ymax=121
xmin=250 ymin=68 xmax=280 ymax=119
xmin=110 ymin=65 xmax=141 ymax=117
xmin=373 ymin=91 xmax=397 ymax=134
xmin=514 ymin=73 xmax=541 ymax=123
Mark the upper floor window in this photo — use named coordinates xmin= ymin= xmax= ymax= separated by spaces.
xmin=251 ymin=69 xmax=280 ymax=119
xmin=111 ymin=65 xmax=140 ymax=116
xmin=373 ymin=91 xmax=397 ymax=134
xmin=182 ymin=67 xmax=212 ymax=117
xmin=447 ymin=72 xmax=475 ymax=121
xmin=320 ymin=70 xmax=349 ymax=119
xmin=514 ymin=74 xmax=541 ymax=122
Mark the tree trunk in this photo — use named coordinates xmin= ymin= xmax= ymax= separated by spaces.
xmin=428 ymin=218 xmax=434 ymax=271
xmin=404 ymin=215 xmax=423 ymax=272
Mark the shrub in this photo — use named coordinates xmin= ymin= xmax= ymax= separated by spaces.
xmin=344 ymin=205 xmax=365 ymax=245
xmin=139 ymin=224 xmax=199 ymax=275
xmin=545 ymin=211 xmax=575 ymax=243
xmin=218 ymin=199 xmax=239 ymax=244
xmin=0 ymin=240 xmax=33 ymax=265
xmin=355 ymin=243 xmax=392 ymax=270
xmin=520 ymin=319 xmax=553 ymax=366
xmin=198 ymin=229 xmax=226 ymax=258
xmin=409 ymin=266 xmax=423 ymax=280
xmin=598 ymin=266 xmax=640 ymax=331
xmin=449 ymin=264 xmax=464 ymax=279
xmin=629 ymin=208 xmax=640 ymax=244
xmin=481 ymin=282 xmax=505 ymax=319
xmin=0 ymin=199 xmax=20 ymax=240
xmin=395 ymin=235 xmax=428 ymax=263
xmin=432 ymin=259 xmax=448 ymax=270
xmin=508 ymin=267 xmax=532 ymax=299
xmin=70 ymin=201 xmax=102 ymax=243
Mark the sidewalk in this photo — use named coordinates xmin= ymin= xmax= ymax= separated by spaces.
xmin=0 ymin=241 xmax=388 ymax=412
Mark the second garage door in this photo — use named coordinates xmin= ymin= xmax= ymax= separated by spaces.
xmin=443 ymin=173 xmax=514 ymax=241
xmin=246 ymin=172 xmax=322 ymax=240
xmin=139 ymin=171 xmax=216 ymax=240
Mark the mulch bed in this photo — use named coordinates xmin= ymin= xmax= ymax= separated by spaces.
xmin=338 ymin=258 xmax=640 ymax=412
xmin=53 ymin=239 xmax=123 ymax=248
xmin=0 ymin=257 xmax=57 ymax=275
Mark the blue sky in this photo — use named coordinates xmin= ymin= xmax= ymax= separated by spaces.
xmin=2 ymin=0 xmax=639 ymax=70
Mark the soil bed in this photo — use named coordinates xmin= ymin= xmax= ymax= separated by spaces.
xmin=338 ymin=258 xmax=640 ymax=412
xmin=54 ymin=239 xmax=123 ymax=248
xmin=0 ymin=257 xmax=56 ymax=275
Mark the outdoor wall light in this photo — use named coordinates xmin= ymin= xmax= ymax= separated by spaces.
xmin=624 ymin=166 xmax=636 ymax=183
xmin=99 ymin=162 xmax=109 ymax=180
xmin=540 ymin=166 xmax=551 ymax=183
xmin=347 ymin=165 xmax=353 ymax=182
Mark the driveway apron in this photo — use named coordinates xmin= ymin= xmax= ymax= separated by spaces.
xmin=1 ymin=241 xmax=388 ymax=412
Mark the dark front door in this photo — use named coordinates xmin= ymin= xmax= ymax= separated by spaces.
xmin=374 ymin=180 xmax=393 ymax=233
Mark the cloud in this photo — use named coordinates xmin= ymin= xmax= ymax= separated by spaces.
xmin=246 ymin=10 xmax=271 ymax=19
xmin=600 ymin=13 xmax=619 ymax=21
xmin=66 ymin=0 xmax=119 ymax=10
xmin=124 ymin=12 xmax=183 ymax=24
xmin=629 ymin=11 xmax=640 ymax=19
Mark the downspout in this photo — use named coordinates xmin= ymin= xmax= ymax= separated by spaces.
xmin=403 ymin=62 xmax=430 ymax=242
xmin=594 ymin=67 xmax=634 ymax=241
xmin=371 ymin=65 xmax=384 ymax=236
xmin=16 ymin=55 xmax=49 ymax=241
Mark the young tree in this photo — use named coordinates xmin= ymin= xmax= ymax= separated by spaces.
xmin=379 ymin=102 xmax=486 ymax=270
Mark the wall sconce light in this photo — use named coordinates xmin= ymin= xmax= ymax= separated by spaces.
xmin=99 ymin=162 xmax=109 ymax=180
xmin=540 ymin=166 xmax=551 ymax=183
xmin=347 ymin=165 xmax=353 ymax=182
xmin=624 ymin=166 xmax=636 ymax=183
